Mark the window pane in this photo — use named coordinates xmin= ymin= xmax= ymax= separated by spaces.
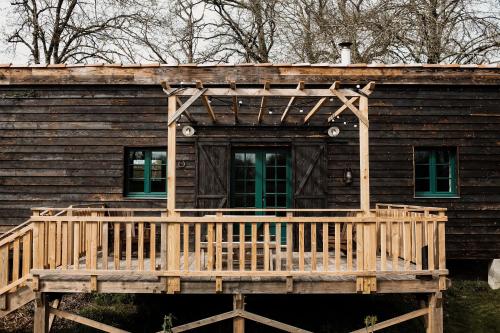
xmin=276 ymin=167 xmax=286 ymax=179
xmin=234 ymin=153 xmax=245 ymax=166
xmin=132 ymin=164 xmax=144 ymax=178
xmin=235 ymin=167 xmax=245 ymax=180
xmin=233 ymin=195 xmax=245 ymax=207
xmin=234 ymin=181 xmax=247 ymax=194
xmin=244 ymin=195 xmax=255 ymax=208
xmin=245 ymin=153 xmax=256 ymax=166
xmin=276 ymin=195 xmax=286 ymax=207
xmin=415 ymin=165 xmax=429 ymax=178
xmin=246 ymin=180 xmax=255 ymax=193
xmin=246 ymin=166 xmax=256 ymax=179
xmin=266 ymin=167 xmax=275 ymax=179
xmin=415 ymin=179 xmax=430 ymax=192
xmin=151 ymin=179 xmax=166 ymax=192
xmin=266 ymin=196 xmax=275 ymax=207
xmin=437 ymin=179 xmax=451 ymax=192
xmin=436 ymin=165 xmax=449 ymax=178
xmin=276 ymin=181 xmax=286 ymax=193
xmin=435 ymin=150 xmax=449 ymax=164
xmin=415 ymin=150 xmax=430 ymax=164
xmin=152 ymin=151 xmax=166 ymax=163
xmin=266 ymin=180 xmax=275 ymax=193
xmin=129 ymin=180 xmax=144 ymax=192
xmin=266 ymin=153 xmax=276 ymax=165
xmin=276 ymin=153 xmax=286 ymax=166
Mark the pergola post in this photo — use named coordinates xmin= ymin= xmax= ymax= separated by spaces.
xmin=359 ymin=95 xmax=370 ymax=213
xmin=167 ymin=95 xmax=180 ymax=292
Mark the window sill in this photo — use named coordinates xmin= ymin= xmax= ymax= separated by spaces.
xmin=123 ymin=196 xmax=167 ymax=200
xmin=414 ymin=196 xmax=460 ymax=199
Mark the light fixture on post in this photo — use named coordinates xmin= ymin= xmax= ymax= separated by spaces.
xmin=343 ymin=167 xmax=353 ymax=185
xmin=182 ymin=125 xmax=195 ymax=137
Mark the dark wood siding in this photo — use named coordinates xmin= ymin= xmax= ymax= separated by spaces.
xmin=0 ymin=84 xmax=498 ymax=260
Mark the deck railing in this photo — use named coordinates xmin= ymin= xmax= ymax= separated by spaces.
xmin=21 ymin=205 xmax=447 ymax=285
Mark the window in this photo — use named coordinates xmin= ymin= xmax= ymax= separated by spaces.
xmin=125 ymin=148 xmax=167 ymax=197
xmin=414 ymin=147 xmax=457 ymax=197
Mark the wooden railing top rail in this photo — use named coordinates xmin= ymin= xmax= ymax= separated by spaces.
xmin=29 ymin=214 xmax=447 ymax=223
xmin=375 ymin=203 xmax=447 ymax=212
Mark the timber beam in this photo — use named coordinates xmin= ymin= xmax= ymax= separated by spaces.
xmin=280 ymin=81 xmax=304 ymax=124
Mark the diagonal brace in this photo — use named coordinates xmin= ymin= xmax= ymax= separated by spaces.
xmin=167 ymin=88 xmax=207 ymax=126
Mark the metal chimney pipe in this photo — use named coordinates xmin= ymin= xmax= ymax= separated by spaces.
xmin=339 ymin=42 xmax=352 ymax=65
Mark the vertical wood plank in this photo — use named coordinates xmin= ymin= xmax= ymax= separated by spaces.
xmin=428 ymin=220 xmax=435 ymax=271
xmin=359 ymin=95 xmax=370 ymax=212
xmin=227 ymin=223 xmax=233 ymax=271
xmin=126 ymin=222 xmax=132 ymax=270
xmin=48 ymin=222 xmax=56 ymax=269
xmin=239 ymin=223 xmax=245 ymax=271
xmin=90 ymin=215 xmax=98 ymax=271
xmin=150 ymin=223 xmax=156 ymax=271
xmin=380 ymin=222 xmax=387 ymax=271
xmin=356 ymin=222 xmax=363 ymax=272
xmin=299 ymin=222 xmax=304 ymax=271
xmin=264 ymin=223 xmax=270 ymax=271
xmin=322 ymin=222 xmax=328 ymax=272
xmin=286 ymin=217 xmax=293 ymax=271
xmin=161 ymin=212 xmax=167 ymax=270
xmin=207 ymin=223 xmax=214 ymax=271
xmin=73 ymin=222 xmax=80 ymax=270
xmin=56 ymin=221 xmax=62 ymax=267
xmin=438 ymin=216 xmax=446 ymax=271
xmin=138 ymin=222 xmax=144 ymax=271
xmin=101 ymin=222 xmax=108 ymax=270
xmin=216 ymin=222 xmax=222 ymax=271
xmin=61 ymin=222 xmax=68 ymax=269
xmin=404 ymin=221 xmax=411 ymax=271
xmin=392 ymin=221 xmax=400 ymax=271
xmin=12 ymin=238 xmax=20 ymax=284
xmin=183 ymin=223 xmax=189 ymax=272
xmin=335 ymin=223 xmax=341 ymax=271
xmin=114 ymin=222 xmax=120 ymax=270
xmin=22 ymin=232 xmax=32 ymax=280
xmin=195 ymin=223 xmax=201 ymax=271
xmin=416 ymin=220 xmax=423 ymax=270
xmin=0 ymin=246 xmax=8 ymax=292
xmin=311 ymin=223 xmax=317 ymax=271
xmin=347 ymin=223 xmax=353 ymax=271
xmin=251 ymin=223 xmax=257 ymax=271
xmin=275 ymin=223 xmax=281 ymax=271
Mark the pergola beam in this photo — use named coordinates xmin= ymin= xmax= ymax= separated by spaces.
xmin=281 ymin=81 xmax=304 ymax=124
xmin=257 ymin=80 xmax=271 ymax=123
xmin=330 ymin=87 xmax=369 ymax=126
xmin=303 ymin=82 xmax=338 ymax=124
xmin=196 ymin=80 xmax=216 ymax=123
xmin=169 ymin=87 xmax=360 ymax=98
xmin=167 ymin=88 xmax=207 ymax=126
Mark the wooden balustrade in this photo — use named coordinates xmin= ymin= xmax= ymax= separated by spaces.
xmin=25 ymin=205 xmax=447 ymax=279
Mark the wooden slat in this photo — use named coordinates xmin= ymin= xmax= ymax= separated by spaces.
xmin=61 ymin=222 xmax=68 ymax=269
xmin=311 ymin=223 xmax=317 ymax=271
xmin=207 ymin=223 xmax=214 ymax=271
xmin=230 ymin=81 xmax=239 ymax=123
xmin=195 ymin=81 xmax=216 ymax=122
xmin=56 ymin=221 xmax=62 ymax=267
xmin=264 ymin=223 xmax=270 ymax=271
xmin=150 ymin=223 xmax=156 ymax=271
xmin=160 ymin=214 xmax=167 ymax=270
xmin=335 ymin=223 xmax=341 ymax=271
xmin=22 ymin=232 xmax=31 ymax=280
xmin=298 ymin=223 xmax=305 ymax=271
xmin=322 ymin=223 xmax=328 ymax=271
xmin=138 ymin=222 xmax=144 ymax=271
xmin=392 ymin=221 xmax=399 ymax=271
xmin=50 ymin=308 xmax=129 ymax=333
xmin=227 ymin=223 xmax=233 ymax=271
xmin=239 ymin=223 xmax=245 ymax=271
xmin=12 ymin=238 xmax=20 ymax=284
xmin=183 ymin=223 xmax=189 ymax=272
xmin=91 ymin=220 xmax=98 ymax=271
xmin=126 ymin=223 xmax=132 ymax=270
xmin=416 ymin=221 xmax=422 ymax=270
xmin=99 ymin=222 xmax=107 ymax=270
xmin=380 ymin=222 xmax=387 ymax=271
xmin=114 ymin=222 xmax=120 ymax=270
xmin=438 ymin=213 xmax=446 ymax=270
xmin=349 ymin=308 xmax=429 ymax=333
xmin=216 ymin=223 xmax=222 ymax=271
xmin=303 ymin=97 xmax=328 ymax=123
xmin=404 ymin=221 xmax=411 ymax=271
xmin=275 ymin=223 xmax=282 ymax=271
xmin=356 ymin=222 xmax=363 ymax=271
xmin=251 ymin=223 xmax=257 ymax=271
xmin=257 ymin=80 xmax=270 ymax=123
xmin=48 ymin=222 xmax=56 ymax=269
xmin=428 ymin=220 xmax=435 ymax=271
xmin=195 ymin=224 xmax=201 ymax=271
xmin=0 ymin=245 xmax=8 ymax=292
xmin=347 ymin=223 xmax=353 ymax=271
xmin=73 ymin=222 xmax=80 ymax=270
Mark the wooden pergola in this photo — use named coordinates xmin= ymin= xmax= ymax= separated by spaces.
xmin=161 ymin=80 xmax=376 ymax=214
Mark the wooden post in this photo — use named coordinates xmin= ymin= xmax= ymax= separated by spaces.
xmin=167 ymin=94 xmax=180 ymax=293
xmin=233 ymin=294 xmax=245 ymax=333
xmin=359 ymin=95 xmax=370 ymax=212
xmin=33 ymin=293 xmax=49 ymax=333
xmin=427 ymin=292 xmax=443 ymax=333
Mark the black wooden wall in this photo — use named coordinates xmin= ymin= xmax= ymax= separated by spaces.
xmin=0 ymin=84 xmax=498 ymax=260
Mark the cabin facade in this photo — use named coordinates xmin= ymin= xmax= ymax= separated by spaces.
xmin=0 ymin=63 xmax=499 ymax=332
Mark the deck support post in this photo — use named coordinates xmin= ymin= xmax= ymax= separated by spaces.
xmin=33 ymin=292 xmax=49 ymax=333
xmin=233 ymin=294 xmax=245 ymax=333
xmin=426 ymin=292 xmax=443 ymax=333
xmin=167 ymin=95 xmax=180 ymax=293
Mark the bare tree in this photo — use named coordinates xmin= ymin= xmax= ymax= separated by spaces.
xmin=202 ymin=0 xmax=280 ymax=63
xmin=6 ymin=0 xmax=153 ymax=64
xmin=389 ymin=0 xmax=500 ymax=63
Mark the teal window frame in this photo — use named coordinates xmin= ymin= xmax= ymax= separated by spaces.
xmin=125 ymin=148 xmax=167 ymax=198
xmin=414 ymin=147 xmax=458 ymax=198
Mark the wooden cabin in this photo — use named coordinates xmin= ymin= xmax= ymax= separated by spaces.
xmin=0 ymin=63 xmax=498 ymax=332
